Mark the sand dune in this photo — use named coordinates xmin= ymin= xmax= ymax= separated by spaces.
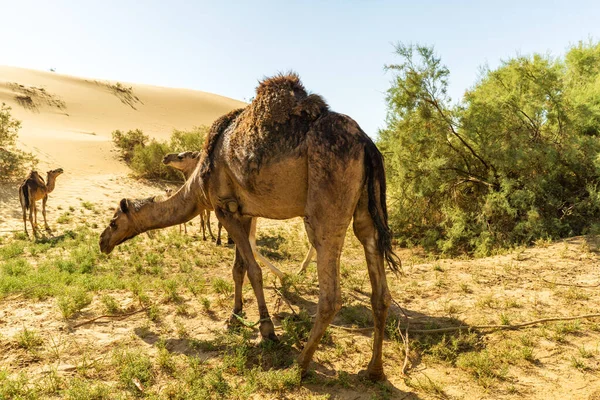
xmin=0 ymin=66 xmax=245 ymax=232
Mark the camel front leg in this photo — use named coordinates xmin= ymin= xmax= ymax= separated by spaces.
xmin=42 ymin=195 xmax=50 ymax=231
xmin=216 ymin=208 xmax=277 ymax=341
xmin=228 ymin=246 xmax=247 ymax=327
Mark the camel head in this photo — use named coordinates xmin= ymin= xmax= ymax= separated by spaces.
xmin=47 ymin=168 xmax=64 ymax=180
xmin=99 ymin=197 xmax=149 ymax=254
xmin=162 ymin=151 xmax=200 ymax=172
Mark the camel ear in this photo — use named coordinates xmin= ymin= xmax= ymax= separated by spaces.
xmin=120 ymin=198 xmax=130 ymax=214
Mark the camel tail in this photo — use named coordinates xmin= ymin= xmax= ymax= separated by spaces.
xmin=364 ymin=139 xmax=401 ymax=274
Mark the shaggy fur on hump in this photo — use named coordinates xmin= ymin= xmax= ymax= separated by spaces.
xmin=200 ymin=73 xmax=329 ymax=179
xmin=240 ymin=72 xmax=329 ymax=130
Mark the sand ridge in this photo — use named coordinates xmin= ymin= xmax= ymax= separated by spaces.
xmin=0 ymin=66 xmax=245 ymax=232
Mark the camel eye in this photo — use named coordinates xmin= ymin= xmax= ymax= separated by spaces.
xmin=177 ymin=155 xmax=183 ymax=160
xmin=110 ymin=220 xmax=117 ymax=228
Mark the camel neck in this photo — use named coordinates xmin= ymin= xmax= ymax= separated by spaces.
xmin=182 ymin=166 xmax=196 ymax=181
xmin=132 ymin=177 xmax=207 ymax=232
xmin=46 ymin=175 xmax=56 ymax=193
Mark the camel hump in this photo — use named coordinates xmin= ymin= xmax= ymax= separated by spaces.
xmin=248 ymin=73 xmax=329 ymax=127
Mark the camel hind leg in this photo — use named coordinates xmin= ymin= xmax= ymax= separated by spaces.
xmin=352 ymin=188 xmax=391 ymax=381
xmin=199 ymin=211 xmax=206 ymax=240
xmin=216 ymin=221 xmax=223 ymax=245
xmin=19 ymin=185 xmax=28 ymax=236
xmin=297 ymin=143 xmax=364 ymax=375
xmin=28 ymin=193 xmax=37 ymax=238
xmin=42 ymin=195 xmax=50 ymax=231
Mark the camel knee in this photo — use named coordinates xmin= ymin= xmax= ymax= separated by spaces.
xmin=319 ymin=293 xmax=342 ymax=321
xmin=371 ymin=289 xmax=391 ymax=315
xmin=247 ymin=264 xmax=263 ymax=281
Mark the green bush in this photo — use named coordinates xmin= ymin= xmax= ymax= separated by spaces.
xmin=112 ymin=126 xmax=208 ymax=181
xmin=379 ymin=41 xmax=600 ymax=255
xmin=111 ymin=129 xmax=148 ymax=162
xmin=0 ymin=103 xmax=37 ymax=181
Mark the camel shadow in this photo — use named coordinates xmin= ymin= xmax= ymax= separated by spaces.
xmin=134 ymin=325 xmax=419 ymax=399
xmin=0 ymin=183 xmax=22 ymax=228
xmin=256 ymin=234 xmax=291 ymax=260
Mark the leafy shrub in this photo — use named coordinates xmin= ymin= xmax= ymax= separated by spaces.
xmin=379 ymin=41 xmax=600 ymax=255
xmin=112 ymin=126 xmax=208 ymax=181
xmin=111 ymin=129 xmax=148 ymax=162
xmin=0 ymin=103 xmax=37 ymax=181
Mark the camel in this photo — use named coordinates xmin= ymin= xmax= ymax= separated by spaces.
xmin=162 ymin=151 xmax=214 ymax=240
xmin=163 ymin=150 xmax=316 ymax=276
xmin=18 ymin=168 xmax=64 ymax=237
xmin=99 ymin=73 xmax=399 ymax=380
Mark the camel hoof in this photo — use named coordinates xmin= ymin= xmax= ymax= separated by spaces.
xmin=216 ymin=239 xmax=222 ymax=246
xmin=227 ymin=238 xmax=235 ymax=245
xmin=226 ymin=314 xmax=244 ymax=331
xmin=358 ymin=368 xmax=387 ymax=382
xmin=259 ymin=320 xmax=278 ymax=342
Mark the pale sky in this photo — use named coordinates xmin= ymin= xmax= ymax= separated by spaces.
xmin=2 ymin=0 xmax=599 ymax=137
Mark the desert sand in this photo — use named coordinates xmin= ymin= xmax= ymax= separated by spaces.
xmin=0 ymin=65 xmax=245 ymax=233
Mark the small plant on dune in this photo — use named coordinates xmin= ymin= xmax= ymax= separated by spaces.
xmin=15 ymin=327 xmax=43 ymax=351
xmin=113 ymin=349 xmax=155 ymax=394
xmin=162 ymin=279 xmax=182 ymax=303
xmin=212 ymin=278 xmax=233 ymax=297
xmin=100 ymin=294 xmax=121 ymax=315
xmin=65 ymin=378 xmax=111 ymax=400
xmin=57 ymin=288 xmax=93 ymax=319
xmin=456 ymin=351 xmax=507 ymax=388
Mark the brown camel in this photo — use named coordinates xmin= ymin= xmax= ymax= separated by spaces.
xmin=18 ymin=168 xmax=64 ymax=237
xmin=99 ymin=73 xmax=399 ymax=380
xmin=163 ymin=150 xmax=315 ymax=278
xmin=162 ymin=151 xmax=214 ymax=239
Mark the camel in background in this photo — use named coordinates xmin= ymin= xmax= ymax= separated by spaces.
xmin=162 ymin=151 xmax=214 ymax=240
xmin=18 ymin=168 xmax=64 ymax=237
xmin=100 ymin=73 xmax=399 ymax=380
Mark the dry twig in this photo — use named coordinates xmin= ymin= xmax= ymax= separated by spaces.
xmin=72 ymin=307 xmax=149 ymax=328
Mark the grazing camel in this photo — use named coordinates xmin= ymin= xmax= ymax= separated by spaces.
xmin=99 ymin=73 xmax=399 ymax=380
xmin=164 ymin=150 xmax=316 ymax=276
xmin=162 ymin=151 xmax=214 ymax=240
xmin=18 ymin=168 xmax=64 ymax=237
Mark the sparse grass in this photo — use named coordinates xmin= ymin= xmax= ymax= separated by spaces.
xmin=113 ymin=349 xmax=155 ymax=393
xmin=100 ymin=294 xmax=121 ymax=314
xmin=405 ymin=373 xmax=448 ymax=399
xmin=57 ymin=287 xmax=93 ymax=319
xmin=212 ymin=277 xmax=233 ymax=297
xmin=1 ymin=212 xmax=600 ymax=399
xmin=15 ymin=327 xmax=43 ymax=350
xmin=456 ymin=350 xmax=508 ymax=388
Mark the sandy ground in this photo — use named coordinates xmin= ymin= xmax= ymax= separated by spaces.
xmin=0 ymin=65 xmax=245 ymax=233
